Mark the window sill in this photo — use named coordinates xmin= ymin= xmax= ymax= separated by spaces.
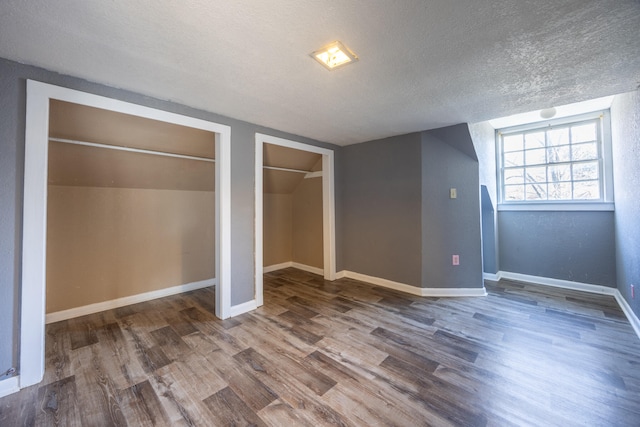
xmin=497 ymin=202 xmax=614 ymax=212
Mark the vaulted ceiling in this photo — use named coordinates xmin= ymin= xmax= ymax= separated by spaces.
xmin=2 ymin=1 xmax=639 ymax=145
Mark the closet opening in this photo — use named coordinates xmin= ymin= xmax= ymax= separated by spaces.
xmin=20 ymin=80 xmax=231 ymax=389
xmin=46 ymin=100 xmax=217 ymax=323
xmin=254 ymin=134 xmax=336 ymax=307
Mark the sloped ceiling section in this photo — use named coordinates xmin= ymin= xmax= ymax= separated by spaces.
xmin=50 ymin=100 xmax=216 ymax=158
xmin=263 ymin=144 xmax=321 ymax=194
xmin=2 ymin=1 xmax=638 ymax=146
xmin=48 ymin=142 xmax=216 ymax=191
xmin=48 ymin=100 xmax=216 ymax=191
xmin=425 ymin=124 xmax=478 ymax=161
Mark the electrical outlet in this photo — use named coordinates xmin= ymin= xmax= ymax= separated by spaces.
xmin=452 ymin=255 xmax=460 ymax=265
xmin=450 ymin=188 xmax=457 ymax=199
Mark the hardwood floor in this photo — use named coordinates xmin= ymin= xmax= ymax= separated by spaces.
xmin=1 ymin=268 xmax=639 ymax=426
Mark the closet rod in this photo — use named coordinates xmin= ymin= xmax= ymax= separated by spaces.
xmin=48 ymin=137 xmax=216 ymax=163
xmin=263 ymin=165 xmax=312 ymax=174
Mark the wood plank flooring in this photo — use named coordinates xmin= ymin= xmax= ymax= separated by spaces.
xmin=2 ymin=268 xmax=640 ymax=426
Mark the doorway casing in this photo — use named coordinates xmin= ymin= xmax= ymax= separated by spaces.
xmin=254 ymin=133 xmax=336 ymax=307
xmin=20 ymin=80 xmax=232 ymax=389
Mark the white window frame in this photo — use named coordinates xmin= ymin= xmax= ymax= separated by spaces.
xmin=496 ymin=110 xmax=614 ymax=211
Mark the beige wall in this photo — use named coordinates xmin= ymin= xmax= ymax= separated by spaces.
xmin=262 ymin=148 xmax=323 ymax=271
xmin=46 ymin=100 xmax=217 ymax=314
xmin=263 ymin=193 xmax=293 ymax=266
xmin=48 ymin=141 xmax=215 ymax=191
xmin=46 ymin=186 xmax=215 ymax=313
xmin=292 ymin=177 xmax=324 ymax=269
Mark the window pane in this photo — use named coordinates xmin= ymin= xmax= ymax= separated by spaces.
xmin=503 ymin=134 xmax=523 ymax=152
xmin=547 ymin=145 xmax=570 ymax=163
xmin=572 ymin=142 xmax=598 ymax=161
xmin=499 ymin=117 xmax=604 ymax=204
xmin=504 ymin=151 xmax=523 ymax=167
xmin=525 ymin=166 xmax=546 ymax=183
xmin=548 ymin=182 xmax=572 ymax=200
xmin=504 ymin=168 xmax=524 ymax=184
xmin=573 ymin=161 xmax=599 ymax=181
xmin=525 ymin=183 xmax=547 ymax=200
xmin=548 ymin=127 xmax=569 ymax=146
xmin=525 ymin=148 xmax=546 ymax=165
xmin=525 ymin=131 xmax=545 ymax=149
xmin=573 ymin=180 xmax=600 ymax=200
xmin=571 ymin=123 xmax=596 ymax=143
xmin=548 ymin=164 xmax=571 ymax=182
xmin=504 ymin=185 xmax=524 ymax=201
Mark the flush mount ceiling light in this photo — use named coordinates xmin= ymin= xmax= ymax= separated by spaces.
xmin=539 ymin=107 xmax=557 ymax=119
xmin=310 ymin=41 xmax=358 ymax=71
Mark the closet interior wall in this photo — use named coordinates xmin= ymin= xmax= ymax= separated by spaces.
xmin=263 ymin=144 xmax=323 ymax=271
xmin=46 ymin=100 xmax=216 ymax=314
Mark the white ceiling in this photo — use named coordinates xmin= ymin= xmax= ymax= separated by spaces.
xmin=1 ymin=1 xmax=639 ymax=146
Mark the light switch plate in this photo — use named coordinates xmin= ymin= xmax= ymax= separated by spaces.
xmin=450 ymin=188 xmax=457 ymax=199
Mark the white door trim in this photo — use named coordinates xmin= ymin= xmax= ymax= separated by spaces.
xmin=20 ymin=80 xmax=232 ymax=389
xmin=254 ymin=134 xmax=336 ymax=306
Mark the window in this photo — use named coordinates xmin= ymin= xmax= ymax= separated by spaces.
xmin=497 ymin=111 xmax=613 ymax=208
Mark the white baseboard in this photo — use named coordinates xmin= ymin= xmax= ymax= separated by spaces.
xmin=337 ymin=270 xmax=486 ymax=297
xmin=46 ymin=278 xmax=216 ymax=323
xmin=0 ymin=376 xmax=19 ymax=398
xmin=291 ymin=262 xmax=324 ymax=276
xmin=499 ymin=271 xmax=616 ymax=295
xmin=421 ymin=287 xmax=488 ymax=297
xmin=614 ymin=292 xmax=640 ymax=339
xmin=339 ymin=270 xmax=423 ymax=296
xmin=230 ymin=299 xmax=258 ymax=317
xmin=263 ymin=261 xmax=324 ymax=276
xmin=264 ymin=262 xmax=293 ymax=273
xmin=498 ymin=271 xmax=640 ymax=340
xmin=483 ymin=272 xmax=502 ymax=282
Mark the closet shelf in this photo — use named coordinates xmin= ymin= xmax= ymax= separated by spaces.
xmin=263 ymin=165 xmax=311 ymax=174
xmin=49 ymin=137 xmax=216 ymax=163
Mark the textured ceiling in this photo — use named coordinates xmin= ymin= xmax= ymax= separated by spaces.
xmin=1 ymin=1 xmax=639 ymax=146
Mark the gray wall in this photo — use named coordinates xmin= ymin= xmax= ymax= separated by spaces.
xmin=341 ymin=133 xmax=423 ymax=286
xmin=468 ymin=121 xmax=499 ymax=274
xmin=468 ymin=122 xmax=497 ymax=203
xmin=341 ymin=126 xmax=484 ymax=290
xmin=611 ymin=89 xmax=640 ymax=317
xmin=473 ymin=117 xmax=618 ymax=288
xmin=0 ymin=57 xmax=339 ymax=376
xmin=0 ymin=60 xmax=24 ymax=378
xmin=498 ymin=211 xmax=616 ymax=286
xmin=481 ymin=186 xmax=497 ymax=274
xmin=421 ymin=125 xmax=484 ymax=289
